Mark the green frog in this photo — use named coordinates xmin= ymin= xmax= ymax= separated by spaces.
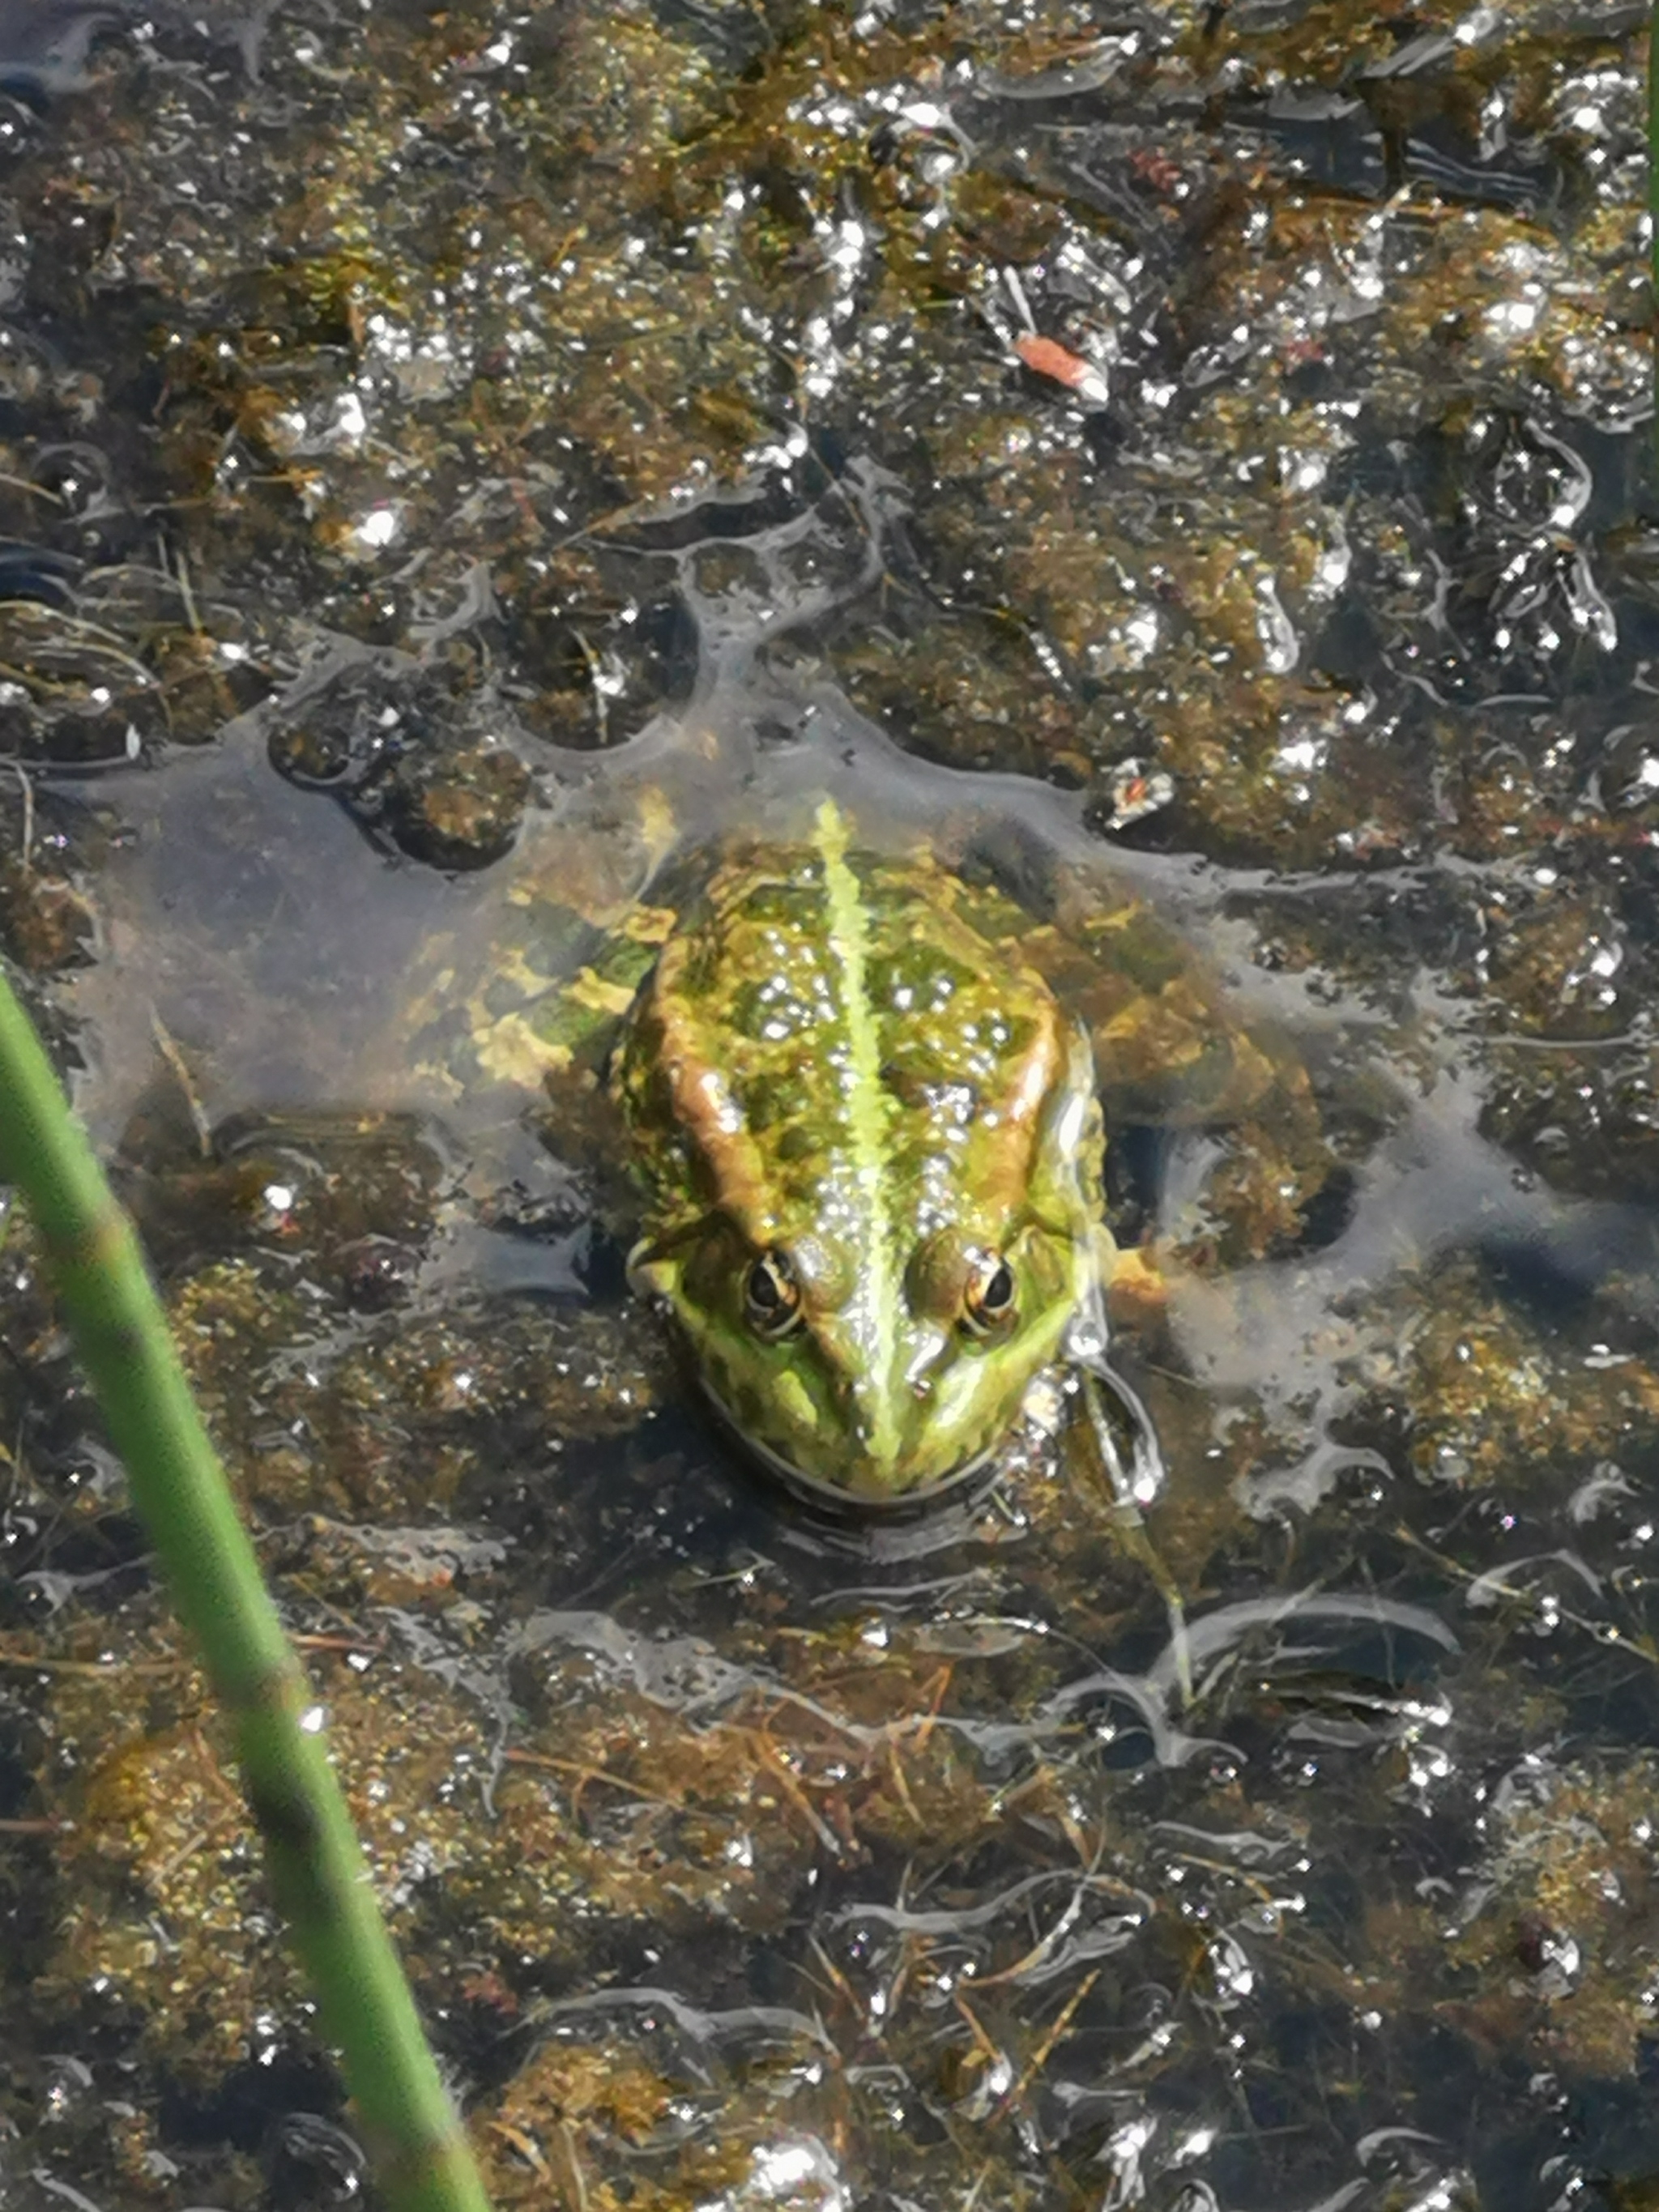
xmin=614 ymin=801 xmax=1107 ymax=1502
xmin=419 ymin=790 xmax=1325 ymax=1508
xmin=610 ymin=800 xmax=1324 ymax=1506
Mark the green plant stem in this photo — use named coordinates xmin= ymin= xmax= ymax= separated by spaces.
xmin=0 ymin=970 xmax=493 ymax=2212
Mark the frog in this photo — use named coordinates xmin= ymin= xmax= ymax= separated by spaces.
xmin=607 ymin=799 xmax=1328 ymax=1507
xmin=405 ymin=786 xmax=1328 ymax=1510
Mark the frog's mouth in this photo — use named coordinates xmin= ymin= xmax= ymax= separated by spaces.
xmin=697 ymin=1378 xmax=1002 ymax=1519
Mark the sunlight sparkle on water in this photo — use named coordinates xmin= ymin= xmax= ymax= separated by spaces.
xmin=350 ymin=505 xmax=403 ymax=553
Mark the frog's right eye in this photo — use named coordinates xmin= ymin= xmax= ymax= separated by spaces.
xmin=744 ymin=1249 xmax=804 ymax=1340
xmin=961 ymin=1252 xmax=1017 ymax=1338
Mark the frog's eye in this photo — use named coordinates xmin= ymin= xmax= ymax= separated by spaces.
xmin=744 ymin=1249 xmax=804 ymax=1340
xmin=961 ymin=1254 xmax=1016 ymax=1338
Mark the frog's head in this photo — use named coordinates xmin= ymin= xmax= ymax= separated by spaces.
xmin=628 ymin=1025 xmax=1105 ymax=1503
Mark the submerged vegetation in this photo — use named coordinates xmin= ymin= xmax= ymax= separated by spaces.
xmin=0 ymin=2 xmax=1657 ymax=2210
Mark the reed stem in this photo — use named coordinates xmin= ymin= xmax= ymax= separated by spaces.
xmin=0 ymin=968 xmax=493 ymax=2212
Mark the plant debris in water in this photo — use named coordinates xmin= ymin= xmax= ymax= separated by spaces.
xmin=2 ymin=2 xmax=1659 ymax=2210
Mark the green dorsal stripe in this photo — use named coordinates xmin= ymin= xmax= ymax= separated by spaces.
xmin=813 ymin=800 xmax=900 ymax=1468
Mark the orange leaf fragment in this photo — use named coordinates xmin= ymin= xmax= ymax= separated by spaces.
xmin=1013 ymin=332 xmax=1109 ymax=406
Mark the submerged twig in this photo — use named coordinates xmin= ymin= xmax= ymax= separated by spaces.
xmin=147 ymin=1008 xmax=213 ymax=1158
xmin=0 ymin=966 xmax=493 ymax=2212
xmin=1004 ymin=1966 xmax=1101 ymax=2109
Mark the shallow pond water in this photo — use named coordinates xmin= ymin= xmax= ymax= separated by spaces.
xmin=2 ymin=3 xmax=1659 ymax=2210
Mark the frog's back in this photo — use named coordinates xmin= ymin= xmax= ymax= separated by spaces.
xmin=619 ymin=805 xmax=1069 ymax=1254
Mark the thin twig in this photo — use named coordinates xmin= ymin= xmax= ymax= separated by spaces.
xmin=1004 ymin=1967 xmax=1101 ymax=2108
xmin=147 ymin=1008 xmax=213 ymax=1157
xmin=502 ymin=1746 xmax=689 ymax=1814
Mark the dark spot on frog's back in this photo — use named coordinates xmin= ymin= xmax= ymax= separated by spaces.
xmin=736 ymin=1070 xmax=816 ymax=1140
xmin=885 ymin=1064 xmax=979 ymax=1119
xmin=731 ymin=976 xmax=804 ymax=1042
xmin=675 ymin=936 xmax=723 ymax=1003
xmin=869 ymin=942 xmax=976 ymax=1010
xmin=739 ymin=874 xmax=817 ymax=927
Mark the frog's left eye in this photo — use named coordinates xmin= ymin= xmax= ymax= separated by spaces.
xmin=744 ymin=1248 xmax=804 ymax=1340
xmin=961 ymin=1254 xmax=1016 ymax=1338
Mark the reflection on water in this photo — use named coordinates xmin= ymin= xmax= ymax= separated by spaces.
xmin=2 ymin=2 xmax=1659 ymax=2209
